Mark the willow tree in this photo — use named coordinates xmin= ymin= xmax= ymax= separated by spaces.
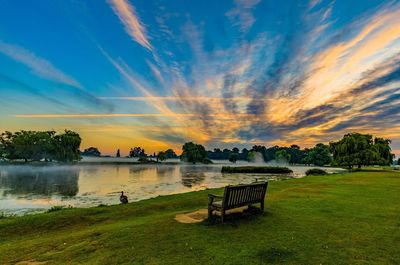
xmin=329 ymin=133 xmax=393 ymax=169
xmin=180 ymin=142 xmax=208 ymax=164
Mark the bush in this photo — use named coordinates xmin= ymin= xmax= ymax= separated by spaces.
xmin=305 ymin=168 xmax=328 ymax=176
xmin=221 ymin=166 xmax=293 ymax=174
xmin=47 ymin=206 xmax=64 ymax=213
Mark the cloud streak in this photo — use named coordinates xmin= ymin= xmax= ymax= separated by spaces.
xmin=0 ymin=40 xmax=82 ymax=88
xmin=109 ymin=0 xmax=152 ymax=51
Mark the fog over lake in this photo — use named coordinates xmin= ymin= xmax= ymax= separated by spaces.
xmin=0 ymin=158 xmax=345 ymax=215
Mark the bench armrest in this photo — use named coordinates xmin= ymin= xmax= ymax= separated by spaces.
xmin=208 ymin=194 xmax=223 ymax=198
xmin=208 ymin=194 xmax=223 ymax=205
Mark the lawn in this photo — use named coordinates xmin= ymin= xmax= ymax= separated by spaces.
xmin=0 ymin=171 xmax=399 ymax=264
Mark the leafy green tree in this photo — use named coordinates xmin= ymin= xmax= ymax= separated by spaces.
xmin=53 ymin=130 xmax=82 ymax=162
xmin=0 ymin=131 xmax=16 ymax=160
xmin=0 ymin=130 xmax=81 ymax=162
xmin=330 ymin=133 xmax=393 ymax=169
xmin=287 ymin=145 xmax=306 ymax=164
xmin=303 ymin=143 xmax=332 ymax=166
xmin=157 ymin=151 xmax=167 ymax=161
xmin=275 ymin=149 xmax=291 ymax=162
xmin=228 ymin=153 xmax=238 ymax=163
xmin=180 ymin=142 xmax=208 ymax=164
xmin=373 ymin=138 xmax=394 ymax=165
xmin=11 ymin=131 xmax=36 ymax=162
xmin=246 ymin=151 xmax=255 ymax=162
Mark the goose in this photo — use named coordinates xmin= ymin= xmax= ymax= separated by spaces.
xmin=120 ymin=191 xmax=128 ymax=204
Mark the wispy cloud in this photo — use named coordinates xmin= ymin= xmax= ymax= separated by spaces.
xmin=226 ymin=0 xmax=261 ymax=33
xmin=0 ymin=40 xmax=82 ymax=88
xmin=109 ymin=0 xmax=152 ymax=51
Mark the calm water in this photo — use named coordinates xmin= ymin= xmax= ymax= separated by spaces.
xmin=0 ymin=160 xmax=344 ymax=215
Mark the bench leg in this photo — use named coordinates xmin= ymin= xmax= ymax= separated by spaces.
xmin=208 ymin=206 xmax=213 ymax=221
xmin=221 ymin=209 xmax=225 ymax=223
xmin=260 ymin=201 xmax=264 ymax=212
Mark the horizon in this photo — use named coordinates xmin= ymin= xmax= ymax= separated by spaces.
xmin=1 ymin=0 xmax=400 ymax=157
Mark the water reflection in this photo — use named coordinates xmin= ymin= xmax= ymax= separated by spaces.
xmin=180 ymin=166 xmax=206 ymax=187
xmin=0 ymin=164 xmax=345 ymax=215
xmin=0 ymin=167 xmax=79 ymax=196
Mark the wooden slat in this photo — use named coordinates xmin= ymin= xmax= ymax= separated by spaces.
xmin=222 ymin=182 xmax=267 ymax=209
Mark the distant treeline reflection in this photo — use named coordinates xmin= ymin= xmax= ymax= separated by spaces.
xmin=0 ymin=167 xmax=79 ymax=196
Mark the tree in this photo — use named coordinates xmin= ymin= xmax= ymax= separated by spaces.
xmin=82 ymin=147 xmax=101 ymax=157
xmin=9 ymin=130 xmax=37 ymax=162
xmin=53 ymin=130 xmax=82 ymax=162
xmin=180 ymin=142 xmax=208 ymax=164
xmin=275 ymin=149 xmax=291 ymax=162
xmin=264 ymin=145 xmax=280 ymax=162
xmin=116 ymin=149 xmax=120 ymax=157
xmin=374 ymin=138 xmax=394 ymax=165
xmin=157 ymin=151 xmax=167 ymax=161
xmin=165 ymin=149 xmax=178 ymax=159
xmin=287 ymin=144 xmax=306 ymax=164
xmin=246 ymin=151 xmax=255 ymax=162
xmin=303 ymin=143 xmax=332 ymax=166
xmin=0 ymin=130 xmax=81 ymax=162
xmin=240 ymin=148 xmax=249 ymax=160
xmin=129 ymin=147 xmax=146 ymax=157
xmin=329 ymin=133 xmax=393 ymax=169
xmin=229 ymin=153 xmax=238 ymax=163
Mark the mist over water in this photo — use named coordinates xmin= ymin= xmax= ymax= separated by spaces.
xmin=251 ymin=152 xmax=265 ymax=164
xmin=0 ymin=160 xmax=345 ymax=215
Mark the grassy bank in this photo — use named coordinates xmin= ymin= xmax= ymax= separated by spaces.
xmin=0 ymin=171 xmax=399 ymax=264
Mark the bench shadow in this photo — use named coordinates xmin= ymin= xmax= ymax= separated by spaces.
xmin=206 ymin=206 xmax=272 ymax=226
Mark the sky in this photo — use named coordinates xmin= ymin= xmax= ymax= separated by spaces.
xmin=0 ymin=0 xmax=400 ymax=156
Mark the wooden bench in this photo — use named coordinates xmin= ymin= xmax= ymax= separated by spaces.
xmin=208 ymin=182 xmax=268 ymax=222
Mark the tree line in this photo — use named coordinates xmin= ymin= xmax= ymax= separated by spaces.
xmin=1 ymin=130 xmax=395 ymax=168
xmin=81 ymin=146 xmax=178 ymax=161
xmin=180 ymin=133 xmax=395 ymax=168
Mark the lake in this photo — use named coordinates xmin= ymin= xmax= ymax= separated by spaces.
xmin=0 ymin=159 xmax=345 ymax=215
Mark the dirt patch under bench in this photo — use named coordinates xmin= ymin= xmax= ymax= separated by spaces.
xmin=175 ymin=206 xmax=249 ymax=223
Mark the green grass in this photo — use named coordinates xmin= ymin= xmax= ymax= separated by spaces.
xmin=221 ymin=166 xmax=293 ymax=174
xmin=0 ymin=170 xmax=399 ymax=264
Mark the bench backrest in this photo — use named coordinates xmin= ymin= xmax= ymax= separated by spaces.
xmin=223 ymin=182 xmax=268 ymax=210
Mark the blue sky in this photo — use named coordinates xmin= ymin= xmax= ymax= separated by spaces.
xmin=1 ymin=0 xmax=400 ymax=155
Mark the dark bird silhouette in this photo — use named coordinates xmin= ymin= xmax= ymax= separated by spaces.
xmin=120 ymin=191 xmax=128 ymax=204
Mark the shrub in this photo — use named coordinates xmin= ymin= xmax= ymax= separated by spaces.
xmin=221 ymin=166 xmax=293 ymax=174
xmin=47 ymin=206 xmax=64 ymax=213
xmin=305 ymin=168 xmax=328 ymax=176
